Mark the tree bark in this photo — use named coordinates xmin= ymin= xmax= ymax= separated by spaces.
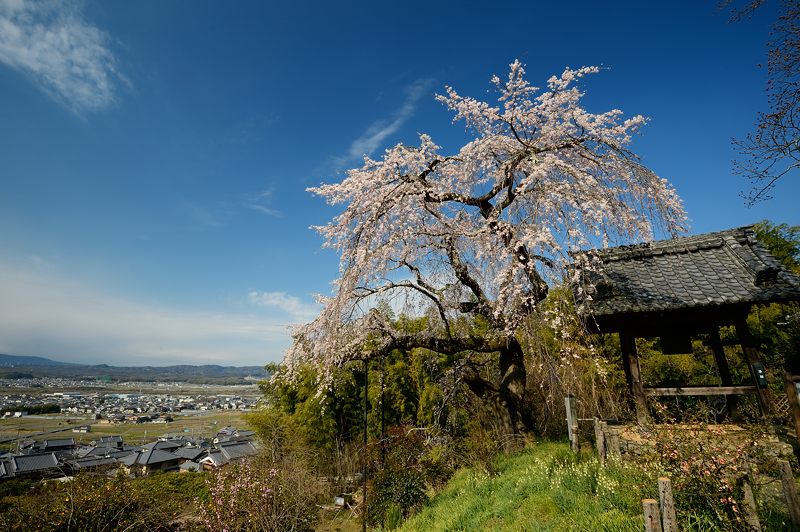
xmin=499 ymin=336 xmax=534 ymax=434
xmin=370 ymin=328 xmax=536 ymax=435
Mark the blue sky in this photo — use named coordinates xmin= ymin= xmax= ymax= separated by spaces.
xmin=0 ymin=0 xmax=797 ymax=366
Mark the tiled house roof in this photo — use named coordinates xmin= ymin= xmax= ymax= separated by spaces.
xmin=44 ymin=438 xmax=75 ymax=450
xmin=142 ymin=440 xmax=182 ymax=451
xmin=120 ymin=449 xmax=180 ymax=467
xmin=574 ymin=226 xmax=800 ymax=320
xmin=174 ymin=446 xmax=205 ymax=461
xmin=199 ymin=450 xmax=227 ymax=468
xmin=219 ymin=441 xmax=257 ymax=461
xmin=11 ymin=453 xmax=59 ymax=474
xmin=72 ymin=456 xmax=117 ymax=469
xmin=179 ymin=461 xmax=201 ymax=472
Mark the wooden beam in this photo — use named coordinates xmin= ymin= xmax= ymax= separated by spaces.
xmin=592 ymin=303 xmax=753 ymax=336
xmin=594 ymin=418 xmax=606 ymax=463
xmin=658 ymin=477 xmax=678 ymax=532
xmin=785 ymin=372 xmax=800 ymax=446
xmin=620 ymin=332 xmax=648 ymax=424
xmin=644 ymin=386 xmax=757 ymax=396
xmin=707 ymin=327 xmax=738 ymax=414
xmin=565 ymin=395 xmax=579 ymax=453
xmin=735 ymin=319 xmax=771 ymax=416
xmin=642 ymin=499 xmax=663 ymax=532
xmin=708 ymin=328 xmax=734 ymax=386
xmin=779 ymin=460 xmax=800 ymax=528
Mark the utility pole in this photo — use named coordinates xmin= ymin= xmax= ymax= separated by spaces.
xmin=362 ymin=358 xmax=368 ymax=532
xmin=380 ymin=356 xmax=385 ymax=440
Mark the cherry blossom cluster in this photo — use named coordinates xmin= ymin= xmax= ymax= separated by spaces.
xmin=283 ymin=60 xmax=686 ymax=386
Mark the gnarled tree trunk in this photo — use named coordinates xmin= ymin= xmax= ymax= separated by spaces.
xmin=459 ymin=336 xmax=535 ymax=435
xmin=499 ymin=336 xmax=534 ymax=434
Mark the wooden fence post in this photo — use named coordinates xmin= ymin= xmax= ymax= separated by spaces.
xmin=778 ymin=460 xmax=800 ymax=528
xmin=565 ymin=395 xmax=578 ymax=453
xmin=594 ymin=417 xmax=606 ymax=463
xmin=784 ymin=372 xmax=800 ymax=447
xmin=657 ymin=477 xmax=677 ymax=532
xmin=741 ymin=479 xmax=762 ymax=531
xmin=607 ymin=429 xmax=621 ymax=458
xmin=642 ymin=499 xmax=663 ymax=532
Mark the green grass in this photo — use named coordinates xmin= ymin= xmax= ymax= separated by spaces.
xmin=398 ymin=443 xmax=651 ymax=532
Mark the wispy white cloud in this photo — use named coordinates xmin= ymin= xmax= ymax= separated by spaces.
xmin=0 ymin=260 xmax=295 ymax=366
xmin=0 ymin=0 xmax=126 ymax=113
xmin=334 ymin=78 xmax=433 ymax=166
xmin=179 ymin=200 xmax=226 ymax=228
xmin=246 ymin=188 xmax=282 ymax=218
xmin=248 ymin=291 xmax=320 ymax=323
xmin=27 ymin=254 xmax=54 ymax=271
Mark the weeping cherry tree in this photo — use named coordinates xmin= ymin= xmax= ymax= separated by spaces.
xmin=284 ymin=61 xmax=687 ymax=433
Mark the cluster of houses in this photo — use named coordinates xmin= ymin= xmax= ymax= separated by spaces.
xmin=1 ymin=387 xmax=258 ymax=421
xmin=0 ymin=427 xmax=258 ymax=481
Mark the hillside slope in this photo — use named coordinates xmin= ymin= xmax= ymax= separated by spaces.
xmin=399 ymin=443 xmax=645 ymax=532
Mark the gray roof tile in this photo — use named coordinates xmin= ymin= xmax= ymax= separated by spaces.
xmin=12 ymin=453 xmax=59 ymax=473
xmin=72 ymin=457 xmax=117 ymax=469
xmin=120 ymin=449 xmax=180 ymax=467
xmin=219 ymin=441 xmax=257 ymax=461
xmin=574 ymin=226 xmax=800 ymax=318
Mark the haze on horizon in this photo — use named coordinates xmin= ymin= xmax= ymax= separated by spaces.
xmin=1 ymin=0 xmax=797 ymax=367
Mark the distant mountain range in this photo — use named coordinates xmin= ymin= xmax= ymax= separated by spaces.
xmin=0 ymin=354 xmax=77 ymax=367
xmin=0 ymin=354 xmax=268 ymax=384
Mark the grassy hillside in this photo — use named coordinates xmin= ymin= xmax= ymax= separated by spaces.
xmin=399 ymin=443 xmax=649 ymax=532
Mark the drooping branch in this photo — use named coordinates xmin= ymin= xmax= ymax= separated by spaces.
xmin=288 ymin=61 xmax=687 ymax=414
xmin=369 ymin=328 xmax=508 ymax=361
xmin=443 ymin=236 xmax=497 ymax=323
xmin=355 ymin=277 xmax=452 ymax=338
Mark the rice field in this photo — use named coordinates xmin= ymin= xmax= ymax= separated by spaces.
xmin=0 ymin=409 xmax=253 ymax=449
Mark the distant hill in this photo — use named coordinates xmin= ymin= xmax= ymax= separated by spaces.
xmin=0 ymin=354 xmax=77 ymax=367
xmin=0 ymin=354 xmax=269 ymax=384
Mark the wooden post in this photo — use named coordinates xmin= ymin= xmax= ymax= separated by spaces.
xmin=594 ymin=417 xmax=606 ymax=463
xmin=708 ymin=327 xmax=738 ymax=414
xmin=734 ymin=320 xmax=771 ymax=416
xmin=620 ymin=332 xmax=648 ymax=425
xmin=565 ymin=395 xmax=579 ymax=453
xmin=658 ymin=477 xmax=677 ymax=532
xmin=362 ymin=359 xmax=368 ymax=532
xmin=642 ymin=499 xmax=663 ymax=532
xmin=784 ymin=372 xmax=800 ymax=445
xmin=607 ymin=429 xmax=621 ymax=458
xmin=778 ymin=460 xmax=800 ymax=528
xmin=741 ymin=479 xmax=762 ymax=531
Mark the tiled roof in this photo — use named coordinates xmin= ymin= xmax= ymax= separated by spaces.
xmin=121 ymin=449 xmax=180 ymax=467
xmin=219 ymin=441 xmax=257 ymax=461
xmin=72 ymin=457 xmax=117 ymax=469
xmin=200 ymin=450 xmax=227 ymax=468
xmin=179 ymin=461 xmax=201 ymax=472
xmin=12 ymin=453 xmax=59 ymax=473
xmin=142 ymin=440 xmax=182 ymax=451
xmin=108 ymin=449 xmax=135 ymax=460
xmin=44 ymin=438 xmax=75 ymax=448
xmin=574 ymin=226 xmax=800 ymax=318
xmin=174 ymin=446 xmax=205 ymax=461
